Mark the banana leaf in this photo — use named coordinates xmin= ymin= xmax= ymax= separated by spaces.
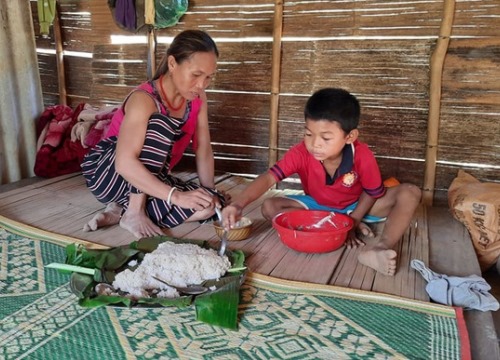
xmin=46 ymin=263 xmax=96 ymax=275
xmin=195 ymin=274 xmax=244 ymax=330
xmin=66 ymin=243 xmax=141 ymax=270
xmin=63 ymin=235 xmax=247 ymax=329
xmin=70 ymin=272 xmax=94 ymax=299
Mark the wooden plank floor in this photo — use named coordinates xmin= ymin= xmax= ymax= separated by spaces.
xmin=0 ymin=171 xmax=429 ymax=299
xmin=1 ymin=172 xmax=498 ymax=359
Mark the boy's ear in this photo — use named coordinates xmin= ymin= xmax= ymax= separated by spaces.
xmin=346 ymin=129 xmax=359 ymax=143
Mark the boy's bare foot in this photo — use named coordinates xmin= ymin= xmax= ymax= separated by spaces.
xmin=358 ymin=247 xmax=397 ymax=276
xmin=119 ymin=210 xmax=164 ymax=238
xmin=83 ymin=202 xmax=122 ymax=232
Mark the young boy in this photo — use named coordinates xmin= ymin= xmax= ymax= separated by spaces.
xmin=221 ymin=88 xmax=421 ymax=276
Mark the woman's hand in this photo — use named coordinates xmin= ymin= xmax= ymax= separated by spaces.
xmin=211 ymin=191 xmax=223 ymax=210
xmin=169 ymin=188 xmax=214 ymax=211
xmin=218 ymin=189 xmax=231 ymax=203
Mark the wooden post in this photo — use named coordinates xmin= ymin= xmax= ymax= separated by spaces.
xmin=145 ymin=0 xmax=156 ymax=79
xmin=147 ymin=30 xmax=156 ymax=79
xmin=53 ymin=4 xmax=66 ymax=105
xmin=422 ymin=0 xmax=456 ymax=206
xmin=268 ymin=0 xmax=284 ymax=168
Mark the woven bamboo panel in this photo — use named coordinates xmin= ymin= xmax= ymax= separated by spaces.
xmin=65 ymin=56 xmax=93 ymax=99
xmin=160 ymin=0 xmax=275 ymax=38
xmin=276 ymin=96 xmax=428 ymax=160
xmin=280 ymin=39 xmax=433 ymax=103
xmin=88 ymin=0 xmax=275 ymax=42
xmin=154 ymin=41 xmax=273 ymax=93
xmin=283 ymin=0 xmax=500 ymax=38
xmin=89 ymin=41 xmax=273 ymax=104
xmin=437 ymin=38 xmax=500 ymax=180
xmin=55 ymin=0 xmax=97 ymax=52
xmin=209 ymin=92 xmax=270 ymax=136
xmin=36 ymin=53 xmax=58 ymax=95
xmin=31 ymin=0 xmax=500 ymax=196
xmin=453 ymin=0 xmax=500 ymax=37
xmin=282 ymin=0 xmax=444 ymax=37
xmin=178 ymin=146 xmax=270 ymax=176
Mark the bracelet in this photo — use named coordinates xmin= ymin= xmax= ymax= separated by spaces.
xmin=167 ymin=187 xmax=177 ymax=206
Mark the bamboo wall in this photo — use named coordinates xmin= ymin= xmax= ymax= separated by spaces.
xmin=31 ymin=0 xmax=500 ymax=206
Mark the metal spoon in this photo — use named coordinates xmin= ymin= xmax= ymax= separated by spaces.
xmin=309 ymin=212 xmax=338 ymax=229
xmin=214 ymin=207 xmax=229 ymax=256
xmin=152 ymin=275 xmax=208 ymax=295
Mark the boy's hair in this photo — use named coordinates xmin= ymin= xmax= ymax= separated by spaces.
xmin=304 ymin=88 xmax=360 ymax=133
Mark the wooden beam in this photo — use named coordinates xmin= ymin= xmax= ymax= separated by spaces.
xmin=423 ymin=0 xmax=456 ymax=205
xmin=268 ymin=0 xmax=284 ymax=168
xmin=147 ymin=29 xmax=156 ymax=80
xmin=53 ymin=3 xmax=66 ymax=105
xmin=145 ymin=0 xmax=156 ymax=79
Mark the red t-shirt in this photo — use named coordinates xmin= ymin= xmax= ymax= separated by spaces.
xmin=269 ymin=140 xmax=386 ymax=208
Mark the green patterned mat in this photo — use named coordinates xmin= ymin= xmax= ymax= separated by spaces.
xmin=0 ymin=219 xmax=470 ymax=360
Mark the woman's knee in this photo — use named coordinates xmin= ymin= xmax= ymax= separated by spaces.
xmin=187 ymin=207 xmax=215 ymax=222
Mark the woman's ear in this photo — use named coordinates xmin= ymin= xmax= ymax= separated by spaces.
xmin=167 ymin=55 xmax=177 ymax=72
xmin=346 ymin=129 xmax=359 ymax=144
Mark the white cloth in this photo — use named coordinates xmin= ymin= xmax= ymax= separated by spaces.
xmin=411 ymin=259 xmax=499 ymax=311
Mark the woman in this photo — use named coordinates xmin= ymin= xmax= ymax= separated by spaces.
xmin=81 ymin=30 xmax=224 ymax=238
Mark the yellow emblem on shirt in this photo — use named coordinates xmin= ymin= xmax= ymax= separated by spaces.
xmin=342 ymin=171 xmax=357 ymax=187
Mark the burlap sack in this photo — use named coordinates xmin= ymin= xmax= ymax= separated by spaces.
xmin=448 ymin=170 xmax=500 ymax=271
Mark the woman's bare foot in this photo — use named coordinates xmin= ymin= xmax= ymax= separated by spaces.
xmin=83 ymin=203 xmax=122 ymax=232
xmin=358 ymin=247 xmax=397 ymax=276
xmin=119 ymin=209 xmax=164 ymax=238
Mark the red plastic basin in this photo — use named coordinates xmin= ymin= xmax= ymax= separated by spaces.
xmin=272 ymin=210 xmax=354 ymax=253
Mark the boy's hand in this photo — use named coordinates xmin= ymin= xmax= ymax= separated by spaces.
xmin=221 ymin=203 xmax=243 ymax=229
xmin=345 ymin=228 xmax=365 ymax=249
xmin=357 ymin=222 xmax=374 ymax=238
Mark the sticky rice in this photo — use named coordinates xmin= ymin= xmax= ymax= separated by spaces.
xmin=112 ymin=241 xmax=231 ymax=298
xmin=234 ymin=217 xmax=252 ymax=228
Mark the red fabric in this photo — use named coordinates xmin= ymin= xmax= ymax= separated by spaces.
xmin=36 ymin=105 xmax=72 ymax=141
xmin=83 ymin=106 xmax=116 ymax=148
xmin=453 ymin=307 xmax=471 ymax=360
xmin=34 ymin=103 xmax=89 ymax=178
xmin=84 ymin=118 xmax=112 ymax=148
